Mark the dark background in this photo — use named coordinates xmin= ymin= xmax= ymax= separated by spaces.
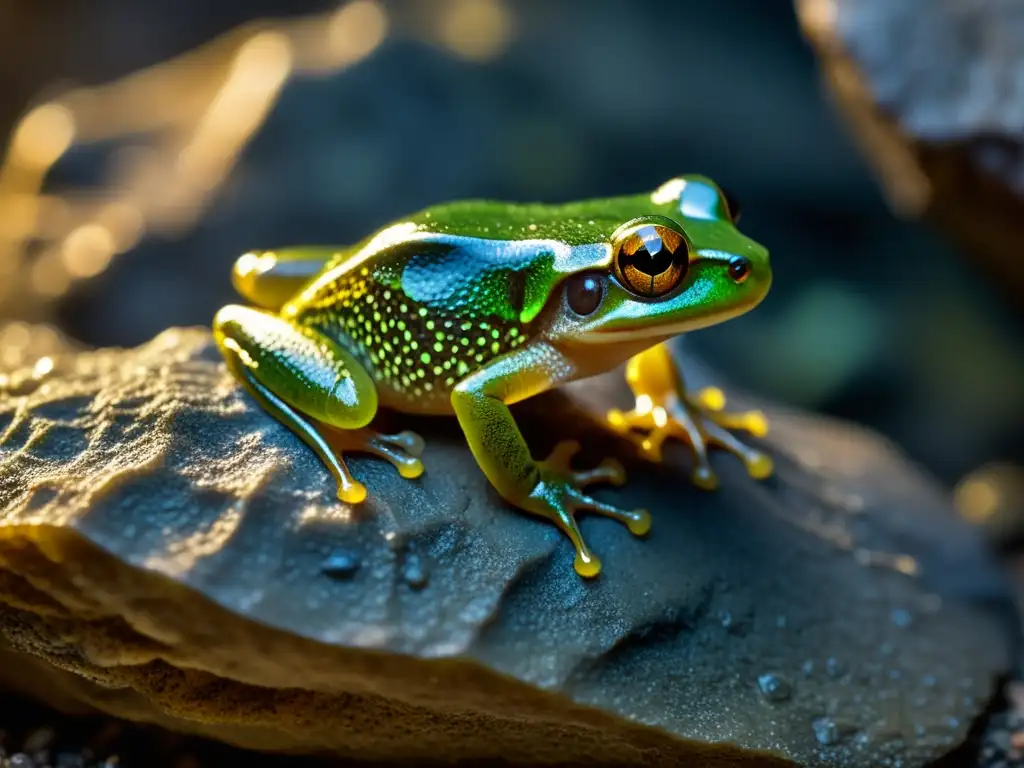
xmin=0 ymin=0 xmax=1021 ymax=492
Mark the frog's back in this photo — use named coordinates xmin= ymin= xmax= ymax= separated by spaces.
xmin=283 ymin=211 xmax=552 ymax=413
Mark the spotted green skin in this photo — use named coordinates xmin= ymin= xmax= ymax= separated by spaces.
xmin=213 ymin=175 xmax=772 ymax=575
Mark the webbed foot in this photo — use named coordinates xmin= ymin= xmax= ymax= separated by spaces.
xmin=608 ymin=386 xmax=772 ymax=490
xmin=523 ymin=439 xmax=650 ymax=579
xmin=324 ymin=427 xmax=426 ymax=503
xmin=606 ymin=344 xmax=773 ymax=491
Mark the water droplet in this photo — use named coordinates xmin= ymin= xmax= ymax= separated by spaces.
xmin=813 ymin=717 xmax=842 ymax=746
xmin=321 ymin=548 xmax=360 ymax=579
xmin=890 ymin=608 xmax=913 ymax=628
xmin=826 ymin=656 xmax=847 ymax=678
xmin=922 ymin=674 xmax=938 ymax=688
xmin=403 ymin=552 xmax=429 ymax=589
xmin=757 ymin=673 xmax=792 ymax=702
xmin=719 ymin=611 xmax=733 ymax=629
xmin=775 ymin=614 xmax=787 ymax=629
xmin=801 ymin=660 xmax=815 ymax=677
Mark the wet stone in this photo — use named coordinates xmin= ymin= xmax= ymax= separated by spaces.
xmin=796 ymin=0 xmax=1024 ymax=300
xmin=0 ymin=329 xmax=1015 ymax=767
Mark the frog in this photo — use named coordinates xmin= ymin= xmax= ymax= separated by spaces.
xmin=213 ymin=175 xmax=773 ymax=578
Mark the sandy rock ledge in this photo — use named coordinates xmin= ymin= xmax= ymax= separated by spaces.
xmin=0 ymin=328 xmax=1015 ymax=767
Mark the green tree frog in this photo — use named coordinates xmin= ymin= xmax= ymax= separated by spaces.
xmin=214 ymin=175 xmax=772 ymax=578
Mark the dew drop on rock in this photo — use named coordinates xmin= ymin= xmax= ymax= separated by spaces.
xmin=890 ymin=608 xmax=913 ymax=628
xmin=403 ymin=552 xmax=429 ymax=590
xmin=757 ymin=673 xmax=792 ymax=702
xmin=826 ymin=656 xmax=847 ymax=678
xmin=812 ymin=717 xmax=842 ymax=746
xmin=321 ymin=548 xmax=360 ymax=580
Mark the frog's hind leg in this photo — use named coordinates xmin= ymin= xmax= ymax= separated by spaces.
xmin=213 ymin=304 xmax=424 ymax=503
xmin=231 ymin=247 xmax=339 ymax=310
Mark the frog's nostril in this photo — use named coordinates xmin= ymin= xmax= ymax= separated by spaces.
xmin=727 ymin=255 xmax=751 ymax=284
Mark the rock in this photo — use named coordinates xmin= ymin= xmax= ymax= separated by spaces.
xmin=795 ymin=0 xmax=1024 ymax=299
xmin=0 ymin=327 xmax=1014 ymax=767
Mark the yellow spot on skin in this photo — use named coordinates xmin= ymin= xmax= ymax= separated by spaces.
xmin=433 ymin=365 xmax=443 ymax=375
xmin=491 ymin=341 xmax=500 ymax=354
xmin=457 ymin=361 xmax=469 ymax=375
xmin=434 ymin=342 xmax=443 ymax=353
xmin=420 ymin=352 xmax=431 ymax=364
xmin=418 ymin=307 xmax=428 ymax=317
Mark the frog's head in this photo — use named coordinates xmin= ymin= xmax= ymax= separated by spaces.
xmin=544 ymin=175 xmax=771 ymax=364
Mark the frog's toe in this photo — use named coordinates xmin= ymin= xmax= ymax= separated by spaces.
xmin=691 ymin=464 xmax=719 ymax=491
xmin=330 ymin=427 xmax=426 ymax=482
xmin=695 ymin=400 xmax=769 ymax=438
xmin=382 ymin=430 xmax=426 ymax=457
xmin=338 ymin=480 xmax=368 ymax=504
xmin=690 ymin=386 xmax=727 ymax=412
xmin=572 ymin=457 xmax=627 ymax=488
xmin=701 ymin=419 xmax=774 ymax=480
xmin=566 ymin=486 xmax=651 ymax=537
xmin=367 ymin=433 xmax=425 ymax=479
xmin=746 ymin=451 xmax=774 ymax=479
xmin=574 ymin=550 xmax=603 ymax=579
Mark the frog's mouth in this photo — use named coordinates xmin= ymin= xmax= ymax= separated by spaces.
xmin=578 ymin=304 xmax=753 ymax=345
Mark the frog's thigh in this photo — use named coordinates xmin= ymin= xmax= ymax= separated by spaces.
xmin=214 ymin=304 xmax=386 ymax=502
xmin=214 ymin=304 xmax=377 ymax=428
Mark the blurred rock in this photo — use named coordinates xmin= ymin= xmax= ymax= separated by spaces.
xmin=796 ymin=0 xmax=1024 ymax=299
xmin=0 ymin=328 xmax=1015 ymax=766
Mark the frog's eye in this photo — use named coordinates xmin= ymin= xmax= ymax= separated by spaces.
xmin=612 ymin=221 xmax=689 ymax=298
xmin=565 ymin=271 xmax=606 ymax=316
xmin=720 ymin=186 xmax=742 ymax=224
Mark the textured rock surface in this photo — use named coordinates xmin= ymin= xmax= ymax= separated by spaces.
xmin=0 ymin=328 xmax=1015 ymax=767
xmin=796 ymin=0 xmax=1024 ymax=298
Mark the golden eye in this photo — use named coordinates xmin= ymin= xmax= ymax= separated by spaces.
xmin=613 ymin=221 xmax=689 ymax=298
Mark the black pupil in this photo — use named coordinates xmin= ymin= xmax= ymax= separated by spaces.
xmin=620 ymin=228 xmax=677 ymax=278
xmin=567 ymin=273 xmax=603 ymax=315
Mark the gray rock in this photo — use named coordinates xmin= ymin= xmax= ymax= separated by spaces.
xmin=795 ymin=0 xmax=1024 ymax=297
xmin=0 ymin=328 xmax=1014 ymax=766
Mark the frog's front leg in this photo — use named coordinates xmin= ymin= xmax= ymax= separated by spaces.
xmin=607 ymin=343 xmax=772 ymax=490
xmin=451 ymin=344 xmax=650 ymax=579
xmin=213 ymin=305 xmax=424 ymax=503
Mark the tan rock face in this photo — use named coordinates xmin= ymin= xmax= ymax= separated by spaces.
xmin=796 ymin=0 xmax=1024 ymax=299
xmin=0 ymin=328 xmax=1013 ymax=766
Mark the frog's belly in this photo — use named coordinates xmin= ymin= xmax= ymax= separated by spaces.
xmin=376 ymin=380 xmax=456 ymax=416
